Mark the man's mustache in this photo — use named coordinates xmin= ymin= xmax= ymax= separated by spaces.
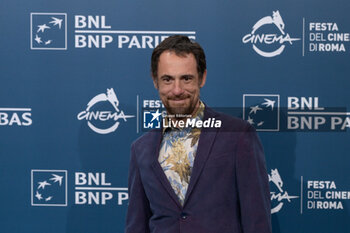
xmin=167 ymin=95 xmax=190 ymax=101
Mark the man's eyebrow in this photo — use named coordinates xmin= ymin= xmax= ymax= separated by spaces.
xmin=160 ymin=74 xmax=174 ymax=79
xmin=159 ymin=74 xmax=195 ymax=79
xmin=181 ymin=74 xmax=195 ymax=78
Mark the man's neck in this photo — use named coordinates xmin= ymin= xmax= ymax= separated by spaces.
xmin=166 ymin=101 xmax=205 ymax=130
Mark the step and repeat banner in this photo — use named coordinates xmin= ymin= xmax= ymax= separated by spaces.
xmin=1 ymin=0 xmax=349 ymax=232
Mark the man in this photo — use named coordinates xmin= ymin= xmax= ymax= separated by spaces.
xmin=125 ymin=35 xmax=271 ymax=233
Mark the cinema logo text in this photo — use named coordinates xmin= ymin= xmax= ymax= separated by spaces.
xmin=307 ymin=180 xmax=349 ymax=210
xmin=77 ymin=88 xmax=134 ymax=134
xmin=269 ymin=169 xmax=299 ymax=214
xmin=308 ymin=22 xmax=349 ymax=52
xmin=242 ymin=10 xmax=300 ymax=57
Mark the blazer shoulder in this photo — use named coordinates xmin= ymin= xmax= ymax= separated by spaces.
xmin=131 ymin=129 xmax=162 ymax=150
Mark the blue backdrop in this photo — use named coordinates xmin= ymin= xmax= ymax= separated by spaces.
xmin=1 ymin=0 xmax=349 ymax=232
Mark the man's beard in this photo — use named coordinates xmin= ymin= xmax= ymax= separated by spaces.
xmin=166 ymin=106 xmax=194 ymax=116
xmin=164 ymin=97 xmax=198 ymax=117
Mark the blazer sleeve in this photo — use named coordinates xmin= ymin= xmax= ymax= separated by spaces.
xmin=235 ymin=124 xmax=272 ymax=233
xmin=125 ymin=143 xmax=152 ymax=233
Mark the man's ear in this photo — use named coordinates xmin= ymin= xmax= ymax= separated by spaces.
xmin=199 ymin=70 xmax=207 ymax=88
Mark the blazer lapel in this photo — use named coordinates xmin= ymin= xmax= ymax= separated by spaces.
xmin=184 ymin=107 xmax=219 ymax=206
xmin=150 ymin=130 xmax=183 ymax=209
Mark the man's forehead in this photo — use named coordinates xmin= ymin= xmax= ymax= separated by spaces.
xmin=158 ymin=52 xmax=197 ymax=75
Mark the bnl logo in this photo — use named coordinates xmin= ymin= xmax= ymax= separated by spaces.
xmin=143 ymin=109 xmax=162 ymax=129
xmin=243 ymin=94 xmax=280 ymax=131
xmin=30 ymin=13 xmax=67 ymax=50
xmin=31 ymin=170 xmax=67 ymax=206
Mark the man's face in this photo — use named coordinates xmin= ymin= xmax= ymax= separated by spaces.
xmin=154 ymin=51 xmax=206 ymax=116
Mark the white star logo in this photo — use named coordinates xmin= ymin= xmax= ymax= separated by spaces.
xmin=249 ymin=105 xmax=262 ymax=115
xmin=150 ymin=109 xmax=162 ymax=122
xmin=49 ymin=17 xmax=63 ymax=29
xmin=247 ymin=116 xmax=254 ymax=125
xmin=262 ymin=98 xmax=275 ymax=110
xmin=37 ymin=24 xmax=50 ymax=33
xmin=50 ymin=174 xmax=63 ymax=186
xmin=38 ymin=180 xmax=51 ymax=190
xmin=34 ymin=34 xmax=42 ymax=44
xmin=35 ymin=191 xmax=43 ymax=200
xmin=257 ymin=121 xmax=264 ymax=126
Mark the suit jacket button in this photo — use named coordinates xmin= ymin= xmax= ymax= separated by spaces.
xmin=181 ymin=213 xmax=187 ymax=220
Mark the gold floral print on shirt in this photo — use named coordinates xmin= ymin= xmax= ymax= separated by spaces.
xmin=166 ymin=139 xmax=191 ymax=184
xmin=158 ymin=101 xmax=205 ymax=205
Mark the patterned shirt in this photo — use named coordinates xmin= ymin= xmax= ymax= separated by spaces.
xmin=158 ymin=101 xmax=205 ymax=205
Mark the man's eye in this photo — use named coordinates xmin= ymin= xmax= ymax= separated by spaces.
xmin=183 ymin=76 xmax=192 ymax=81
xmin=161 ymin=77 xmax=172 ymax=83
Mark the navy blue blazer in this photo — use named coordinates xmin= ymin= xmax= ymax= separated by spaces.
xmin=125 ymin=107 xmax=271 ymax=233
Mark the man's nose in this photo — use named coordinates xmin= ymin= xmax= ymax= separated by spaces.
xmin=172 ymin=79 xmax=184 ymax=96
